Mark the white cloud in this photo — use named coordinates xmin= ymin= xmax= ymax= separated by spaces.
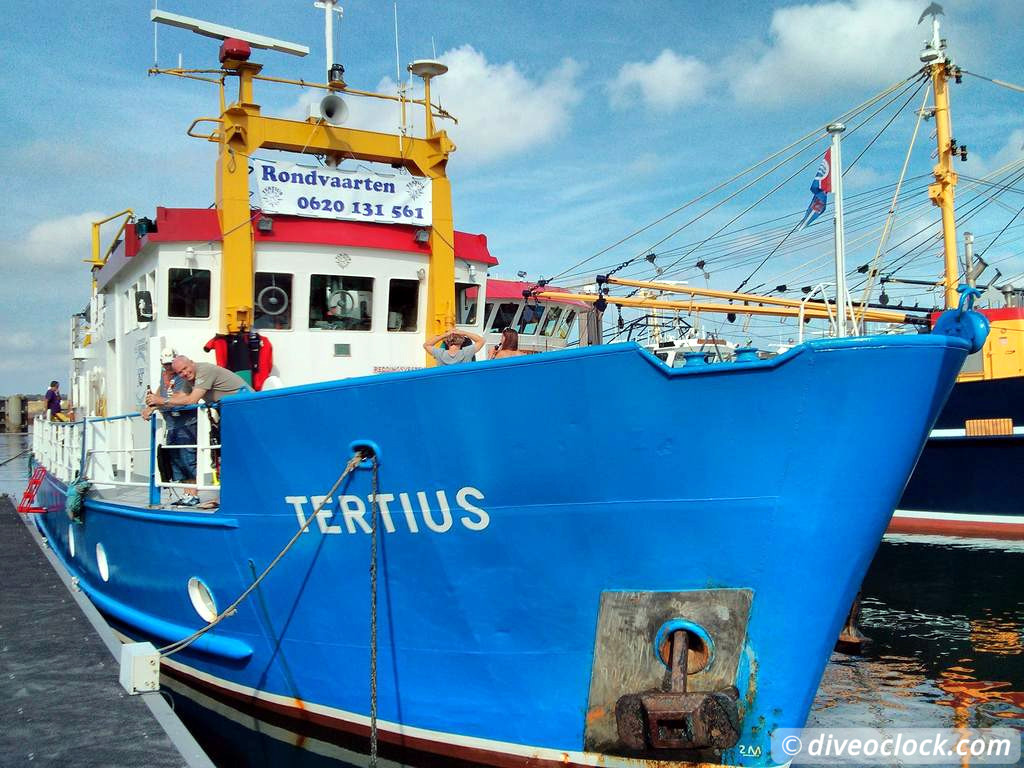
xmin=16 ymin=212 xmax=102 ymax=265
xmin=960 ymin=127 xmax=1024 ymax=179
xmin=626 ymin=153 xmax=663 ymax=176
xmin=842 ymin=163 xmax=886 ymax=191
xmin=1 ymin=214 xmax=110 ymax=393
xmin=431 ymin=46 xmax=583 ymax=165
xmin=728 ymin=0 xmax=923 ymax=105
xmin=609 ymin=50 xmax=709 ymax=111
xmin=280 ymin=46 xmax=583 ymax=167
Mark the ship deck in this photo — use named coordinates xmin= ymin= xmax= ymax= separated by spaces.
xmin=0 ymin=495 xmax=213 ymax=767
xmin=77 ymin=482 xmax=221 ymax=512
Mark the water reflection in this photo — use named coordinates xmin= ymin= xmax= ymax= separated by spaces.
xmin=809 ymin=535 xmax=1024 ymax=745
xmin=0 ymin=432 xmax=31 ymax=499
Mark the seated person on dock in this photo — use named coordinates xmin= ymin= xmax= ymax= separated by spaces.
xmin=489 ymin=328 xmax=529 ymax=360
xmin=423 ymin=328 xmax=485 ymax=366
xmin=141 ymin=349 xmax=199 ymax=506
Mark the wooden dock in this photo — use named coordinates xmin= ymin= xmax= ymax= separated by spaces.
xmin=0 ymin=495 xmax=214 ymax=767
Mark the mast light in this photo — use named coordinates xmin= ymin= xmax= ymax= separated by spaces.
xmin=220 ymin=39 xmax=252 ymax=63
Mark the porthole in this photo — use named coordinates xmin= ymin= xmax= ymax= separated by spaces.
xmin=95 ymin=543 xmax=109 ymax=582
xmin=67 ymin=526 xmax=76 ymax=558
xmin=187 ymin=577 xmax=218 ymax=623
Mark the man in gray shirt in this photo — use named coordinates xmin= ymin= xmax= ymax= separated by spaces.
xmin=144 ymin=356 xmax=248 ymax=508
xmin=423 ymin=327 xmax=486 ymax=366
xmin=150 ymin=356 xmax=249 ymax=404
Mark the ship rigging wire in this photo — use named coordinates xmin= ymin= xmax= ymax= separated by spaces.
xmin=554 ymin=74 xmax=928 ymax=286
xmin=621 ymin=75 xmax=930 ymax=289
xmin=592 ymin=120 xmax=1022 ymax=328
xmin=547 ymin=72 xmax=926 ymax=284
xmin=961 ymin=70 xmax=1024 ymax=95
xmin=855 ymin=83 xmax=933 ymax=318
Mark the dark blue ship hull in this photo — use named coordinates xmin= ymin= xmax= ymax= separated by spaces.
xmin=895 ymin=376 xmax=1024 ymax=539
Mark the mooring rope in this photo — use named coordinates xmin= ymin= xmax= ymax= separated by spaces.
xmin=0 ymin=447 xmax=32 ymax=467
xmin=159 ymin=451 xmax=365 ymax=657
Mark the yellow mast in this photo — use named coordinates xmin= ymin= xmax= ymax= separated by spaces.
xmin=183 ymin=46 xmax=456 ymax=342
xmin=922 ymin=15 xmax=961 ymax=309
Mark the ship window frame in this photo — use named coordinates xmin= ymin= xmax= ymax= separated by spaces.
xmin=309 ymin=274 xmax=375 ymax=332
xmin=556 ymin=309 xmax=576 ymax=339
xmin=167 ymin=267 xmax=212 ymax=320
xmin=540 ymin=306 xmax=563 ymax=336
xmin=253 ymin=271 xmax=294 ymax=331
xmin=487 ymin=302 xmax=521 ymax=333
xmin=455 ymin=282 xmax=481 ymax=327
xmin=516 ymin=303 xmax=546 ymax=335
xmin=386 ymin=278 xmax=420 ymax=332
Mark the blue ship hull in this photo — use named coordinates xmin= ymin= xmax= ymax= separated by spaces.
xmin=34 ymin=336 xmax=970 ymax=766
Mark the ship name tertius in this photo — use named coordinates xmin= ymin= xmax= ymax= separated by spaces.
xmin=285 ymin=486 xmax=489 ymax=535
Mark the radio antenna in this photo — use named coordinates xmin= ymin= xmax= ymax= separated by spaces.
xmin=394 ymin=1 xmax=401 ymax=82
xmin=152 ymin=0 xmax=159 ymax=66
xmin=314 ymin=0 xmax=344 ymax=81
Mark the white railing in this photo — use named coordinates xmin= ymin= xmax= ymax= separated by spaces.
xmin=32 ymin=416 xmax=85 ymax=484
xmin=32 ymin=405 xmax=220 ymax=503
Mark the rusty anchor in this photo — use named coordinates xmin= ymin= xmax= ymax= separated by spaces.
xmin=614 ymin=629 xmax=741 ymax=751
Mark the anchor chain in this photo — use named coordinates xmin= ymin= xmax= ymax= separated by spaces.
xmin=369 ymin=455 xmax=380 ymax=767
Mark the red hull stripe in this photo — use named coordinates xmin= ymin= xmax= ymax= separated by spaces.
xmin=160 ymin=662 xmax=728 ymax=768
xmin=887 ymin=515 xmax=1024 ymax=540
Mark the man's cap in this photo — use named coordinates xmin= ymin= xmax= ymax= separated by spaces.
xmin=160 ymin=348 xmax=176 ymax=364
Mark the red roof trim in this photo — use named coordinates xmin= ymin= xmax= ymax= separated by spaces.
xmin=96 ymin=207 xmax=497 ymax=290
xmin=487 ymin=279 xmax=590 ymax=308
xmin=978 ymin=307 xmax=1024 ymax=322
xmin=144 ymin=207 xmax=497 ymax=265
xmin=929 ymin=306 xmax=1024 ymax=325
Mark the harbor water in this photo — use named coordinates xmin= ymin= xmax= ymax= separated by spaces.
xmin=2 ymin=433 xmax=1021 ymax=766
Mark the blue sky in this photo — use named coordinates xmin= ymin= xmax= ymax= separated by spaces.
xmin=2 ymin=0 xmax=1022 ymax=394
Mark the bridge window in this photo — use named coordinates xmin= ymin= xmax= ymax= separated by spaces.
xmin=540 ymin=307 xmax=563 ymax=336
xmin=487 ymin=302 xmax=519 ymax=332
xmin=387 ymin=279 xmax=419 ymax=331
xmin=253 ymin=272 xmax=293 ymax=330
xmin=456 ymin=283 xmax=479 ymax=325
xmin=556 ymin=310 xmax=576 ymax=339
xmin=168 ymin=268 xmax=211 ymax=318
xmin=517 ymin=303 xmax=545 ymax=335
xmin=310 ymin=275 xmax=374 ymax=331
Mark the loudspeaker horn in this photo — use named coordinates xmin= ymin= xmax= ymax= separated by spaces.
xmin=319 ymin=93 xmax=348 ymax=126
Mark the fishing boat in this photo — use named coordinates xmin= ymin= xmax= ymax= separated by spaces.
xmin=892 ymin=303 xmax=1024 ymax=539
xmin=23 ymin=7 xmax=987 ymax=767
